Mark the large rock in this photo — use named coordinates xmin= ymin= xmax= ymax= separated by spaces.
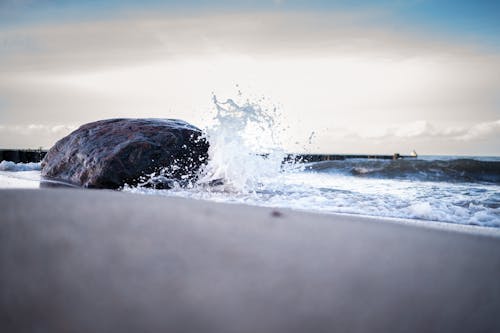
xmin=41 ymin=118 xmax=209 ymax=189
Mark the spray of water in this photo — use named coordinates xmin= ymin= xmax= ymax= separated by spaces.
xmin=196 ymin=95 xmax=288 ymax=192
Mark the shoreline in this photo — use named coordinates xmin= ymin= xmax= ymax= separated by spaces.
xmin=127 ymin=187 xmax=500 ymax=236
xmin=322 ymin=209 xmax=500 ymax=237
xmin=1 ymin=170 xmax=500 ymax=233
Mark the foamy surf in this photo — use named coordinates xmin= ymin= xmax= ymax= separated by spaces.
xmin=0 ymin=161 xmax=41 ymax=171
xmin=0 ymin=161 xmax=42 ymax=188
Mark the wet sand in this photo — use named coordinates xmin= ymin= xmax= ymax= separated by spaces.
xmin=1 ymin=188 xmax=499 ymax=332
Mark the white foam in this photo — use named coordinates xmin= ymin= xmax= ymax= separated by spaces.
xmin=408 ymin=202 xmax=433 ymax=219
xmin=0 ymin=161 xmax=41 ymax=171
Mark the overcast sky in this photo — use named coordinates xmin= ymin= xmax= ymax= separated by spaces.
xmin=0 ymin=0 xmax=499 ymax=155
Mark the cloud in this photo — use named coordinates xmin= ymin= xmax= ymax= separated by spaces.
xmin=345 ymin=119 xmax=500 ymax=142
xmin=0 ymin=10 xmax=491 ymax=73
xmin=0 ymin=124 xmax=77 ymax=148
xmin=456 ymin=120 xmax=500 ymax=141
xmin=306 ymin=119 xmax=500 ymax=155
xmin=0 ymin=124 xmax=77 ymax=135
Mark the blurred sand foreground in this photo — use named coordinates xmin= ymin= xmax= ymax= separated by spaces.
xmin=1 ymin=189 xmax=499 ymax=332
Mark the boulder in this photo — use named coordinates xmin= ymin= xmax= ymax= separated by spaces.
xmin=41 ymin=118 xmax=209 ymax=189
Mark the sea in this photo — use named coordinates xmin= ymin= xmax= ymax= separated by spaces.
xmin=1 ymin=96 xmax=499 ymax=228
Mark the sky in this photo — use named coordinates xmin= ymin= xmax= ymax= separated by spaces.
xmin=0 ymin=0 xmax=499 ymax=155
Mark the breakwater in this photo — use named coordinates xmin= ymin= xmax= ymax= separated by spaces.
xmin=0 ymin=149 xmax=416 ymax=164
xmin=286 ymin=153 xmax=416 ymax=162
xmin=0 ymin=149 xmax=47 ymax=163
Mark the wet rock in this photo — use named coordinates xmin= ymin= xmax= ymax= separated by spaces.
xmin=41 ymin=118 xmax=209 ymax=189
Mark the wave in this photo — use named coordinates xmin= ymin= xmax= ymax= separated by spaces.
xmin=0 ymin=161 xmax=41 ymax=172
xmin=306 ymin=158 xmax=500 ymax=183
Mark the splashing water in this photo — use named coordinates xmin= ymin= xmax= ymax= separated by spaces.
xmin=195 ymin=95 xmax=289 ymax=192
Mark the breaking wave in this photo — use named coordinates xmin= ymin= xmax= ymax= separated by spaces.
xmin=307 ymin=158 xmax=500 ymax=184
xmin=193 ymin=95 xmax=289 ymax=192
xmin=0 ymin=161 xmax=41 ymax=172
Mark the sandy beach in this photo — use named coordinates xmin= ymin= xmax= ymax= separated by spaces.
xmin=1 ymin=188 xmax=499 ymax=332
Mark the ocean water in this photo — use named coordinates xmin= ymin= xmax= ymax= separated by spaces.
xmin=1 ymin=97 xmax=499 ymax=227
xmin=125 ymin=158 xmax=499 ymax=228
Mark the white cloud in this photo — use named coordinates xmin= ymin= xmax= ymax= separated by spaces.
xmin=341 ymin=119 xmax=500 ymax=142
xmin=0 ymin=124 xmax=77 ymax=148
xmin=0 ymin=11 xmax=489 ymax=73
xmin=456 ymin=120 xmax=500 ymax=141
xmin=0 ymin=124 xmax=76 ymax=134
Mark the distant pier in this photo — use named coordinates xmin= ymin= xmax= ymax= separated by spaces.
xmin=0 ymin=149 xmax=417 ymax=164
xmin=286 ymin=153 xmax=417 ymax=163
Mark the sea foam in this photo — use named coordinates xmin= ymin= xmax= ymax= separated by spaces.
xmin=0 ymin=161 xmax=41 ymax=171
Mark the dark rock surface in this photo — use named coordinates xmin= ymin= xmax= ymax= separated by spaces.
xmin=41 ymin=118 xmax=209 ymax=189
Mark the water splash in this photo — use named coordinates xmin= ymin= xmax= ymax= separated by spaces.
xmin=196 ymin=95 xmax=288 ymax=192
